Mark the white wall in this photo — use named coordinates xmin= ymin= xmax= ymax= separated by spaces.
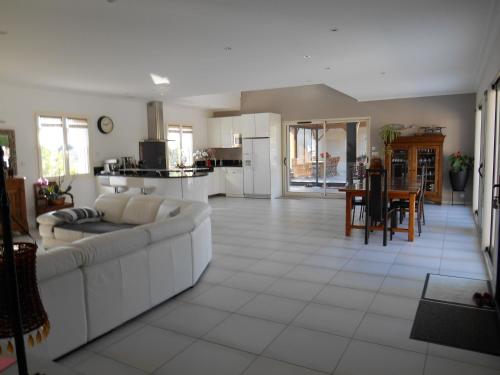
xmin=0 ymin=81 xmax=209 ymax=228
xmin=163 ymin=102 xmax=210 ymax=151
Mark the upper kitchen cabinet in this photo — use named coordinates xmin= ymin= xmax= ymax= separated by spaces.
xmin=220 ymin=117 xmax=234 ymax=148
xmin=208 ymin=118 xmax=221 ymax=147
xmin=254 ymin=113 xmax=271 ymax=137
xmin=232 ymin=115 xmax=244 ymax=135
xmin=241 ymin=114 xmax=256 ymax=138
xmin=208 ymin=113 xmax=281 ymax=147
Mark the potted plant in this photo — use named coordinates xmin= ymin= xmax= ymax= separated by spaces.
xmin=37 ymin=176 xmax=74 ymax=206
xmin=448 ymin=151 xmax=473 ymax=191
xmin=379 ymin=124 xmax=400 ymax=153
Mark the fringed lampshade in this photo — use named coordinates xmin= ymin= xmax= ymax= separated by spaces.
xmin=0 ymin=242 xmax=50 ymax=354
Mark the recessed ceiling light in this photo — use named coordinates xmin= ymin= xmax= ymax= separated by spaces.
xmin=0 ymin=30 xmax=8 ymax=35
xmin=150 ymin=73 xmax=170 ymax=85
xmin=330 ymin=27 xmax=339 ymax=32
xmin=304 ymin=55 xmax=312 ymax=59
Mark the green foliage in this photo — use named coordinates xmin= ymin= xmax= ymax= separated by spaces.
xmin=449 ymin=151 xmax=473 ymax=173
xmin=379 ymin=125 xmax=400 ymax=151
xmin=41 ymin=146 xmax=64 ymax=177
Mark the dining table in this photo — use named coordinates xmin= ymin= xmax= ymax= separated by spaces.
xmin=339 ymin=179 xmax=421 ymax=242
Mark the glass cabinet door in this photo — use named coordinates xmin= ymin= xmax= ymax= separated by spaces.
xmin=417 ymin=147 xmax=437 ymax=193
xmin=391 ymin=148 xmax=409 ymax=181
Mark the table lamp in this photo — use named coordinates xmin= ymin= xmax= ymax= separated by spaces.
xmin=0 ymin=147 xmax=50 ymax=375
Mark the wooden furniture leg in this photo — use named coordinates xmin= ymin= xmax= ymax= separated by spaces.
xmin=408 ymin=193 xmax=415 ymax=241
xmin=345 ymin=192 xmax=352 ymax=236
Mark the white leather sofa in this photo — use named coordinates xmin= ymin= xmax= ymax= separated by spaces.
xmin=28 ymin=194 xmax=212 ymax=359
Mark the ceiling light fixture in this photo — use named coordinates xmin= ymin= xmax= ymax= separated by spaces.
xmin=150 ymin=73 xmax=170 ymax=85
xmin=330 ymin=27 xmax=339 ymax=32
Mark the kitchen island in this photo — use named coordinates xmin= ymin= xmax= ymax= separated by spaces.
xmin=96 ymin=169 xmax=209 ymax=202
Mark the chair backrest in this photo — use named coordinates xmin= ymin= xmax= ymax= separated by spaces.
xmin=418 ymin=164 xmax=427 ymax=202
xmin=365 ymin=168 xmax=388 ymax=223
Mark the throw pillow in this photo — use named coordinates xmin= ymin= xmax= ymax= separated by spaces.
xmin=53 ymin=207 xmax=104 ymax=224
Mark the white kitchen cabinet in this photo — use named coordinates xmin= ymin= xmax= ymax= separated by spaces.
xmin=255 ymin=113 xmax=270 ymax=137
xmin=241 ymin=114 xmax=255 ymax=138
xmin=220 ymin=117 xmax=233 ymax=148
xmin=225 ymin=167 xmax=244 ymax=197
xmin=219 ymin=167 xmax=227 ymax=194
xmin=232 ymin=116 xmax=243 ymax=135
xmin=207 ymin=118 xmax=221 ymax=147
xmin=207 ymin=169 xmax=219 ymax=196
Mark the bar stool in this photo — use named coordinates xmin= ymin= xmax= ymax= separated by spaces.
xmin=124 ymin=177 xmax=155 ymax=195
xmin=108 ymin=176 xmax=129 ymax=194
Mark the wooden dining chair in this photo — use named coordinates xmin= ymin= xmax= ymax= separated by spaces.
xmin=364 ymin=168 xmax=398 ymax=246
xmin=393 ymin=164 xmax=427 ymax=236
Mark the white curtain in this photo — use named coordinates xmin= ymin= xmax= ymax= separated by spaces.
xmin=481 ymin=89 xmax=496 ymax=251
xmin=472 ymin=108 xmax=482 ymax=214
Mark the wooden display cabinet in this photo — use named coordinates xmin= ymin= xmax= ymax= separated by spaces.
xmin=385 ymin=134 xmax=445 ymax=204
xmin=0 ymin=177 xmax=29 ymax=234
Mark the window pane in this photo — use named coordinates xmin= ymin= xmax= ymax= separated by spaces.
xmin=67 ymin=126 xmax=90 ymax=174
xmin=168 ymin=127 xmax=181 ymax=168
xmin=39 ymin=124 xmax=65 ymax=177
xmin=182 ymin=131 xmax=193 ymax=165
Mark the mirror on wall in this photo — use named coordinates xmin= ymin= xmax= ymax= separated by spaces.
xmin=0 ymin=129 xmax=17 ymax=175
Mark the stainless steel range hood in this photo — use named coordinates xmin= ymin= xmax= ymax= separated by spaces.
xmin=147 ymin=101 xmax=164 ymax=140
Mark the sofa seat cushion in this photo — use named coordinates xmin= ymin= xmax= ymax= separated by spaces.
xmin=55 ymin=222 xmax=136 ymax=235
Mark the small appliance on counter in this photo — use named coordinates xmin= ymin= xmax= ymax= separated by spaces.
xmin=103 ymin=159 xmax=120 ymax=174
xmin=120 ymin=156 xmax=137 ymax=169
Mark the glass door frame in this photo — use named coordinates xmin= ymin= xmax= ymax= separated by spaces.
xmin=282 ymin=116 xmax=371 ymax=198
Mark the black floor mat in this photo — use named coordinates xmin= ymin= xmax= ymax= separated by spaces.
xmin=410 ymin=299 xmax=500 ymax=356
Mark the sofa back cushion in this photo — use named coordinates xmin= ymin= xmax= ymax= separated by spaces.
xmin=94 ymin=194 xmax=131 ymax=224
xmin=121 ymin=195 xmax=165 ymax=225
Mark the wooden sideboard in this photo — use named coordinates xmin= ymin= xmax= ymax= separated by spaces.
xmin=385 ymin=134 xmax=445 ymax=204
xmin=0 ymin=177 xmax=29 ymax=234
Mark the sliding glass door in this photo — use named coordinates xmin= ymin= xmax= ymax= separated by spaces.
xmin=285 ymin=118 xmax=369 ymax=196
xmin=287 ymin=123 xmax=325 ymax=193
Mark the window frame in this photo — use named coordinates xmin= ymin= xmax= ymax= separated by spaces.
xmin=36 ymin=113 xmax=92 ymax=178
xmin=167 ymin=124 xmax=193 ymax=167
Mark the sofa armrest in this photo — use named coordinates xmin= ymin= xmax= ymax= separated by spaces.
xmin=141 ymin=201 xmax=212 ymax=243
xmin=179 ymin=201 xmax=212 ymax=227
xmin=71 ymin=228 xmax=150 ymax=266
xmin=37 ymin=212 xmax=64 ymax=227
xmin=37 ymin=246 xmax=84 ymax=282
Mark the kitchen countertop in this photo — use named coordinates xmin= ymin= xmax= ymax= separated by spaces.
xmin=97 ymin=168 xmax=209 ymax=178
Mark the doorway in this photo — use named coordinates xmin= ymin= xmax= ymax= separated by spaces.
xmin=284 ymin=117 xmax=369 ymax=197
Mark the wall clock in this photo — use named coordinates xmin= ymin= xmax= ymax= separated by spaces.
xmin=97 ymin=116 xmax=114 ymax=134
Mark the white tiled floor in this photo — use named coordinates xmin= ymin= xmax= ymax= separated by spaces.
xmin=57 ymin=196 xmax=500 ymax=374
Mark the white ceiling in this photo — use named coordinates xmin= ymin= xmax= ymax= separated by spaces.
xmin=0 ymin=0 xmax=496 ymax=106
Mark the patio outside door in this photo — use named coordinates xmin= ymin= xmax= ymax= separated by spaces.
xmin=284 ymin=118 xmax=369 ymax=197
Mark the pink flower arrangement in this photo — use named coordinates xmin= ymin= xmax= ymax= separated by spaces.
xmin=37 ymin=177 xmax=49 ymax=187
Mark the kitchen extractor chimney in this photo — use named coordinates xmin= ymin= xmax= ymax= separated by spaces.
xmin=147 ymin=101 xmax=164 ymax=140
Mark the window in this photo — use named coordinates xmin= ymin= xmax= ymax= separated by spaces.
xmin=167 ymin=124 xmax=193 ymax=168
xmin=37 ymin=115 xmax=90 ymax=177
